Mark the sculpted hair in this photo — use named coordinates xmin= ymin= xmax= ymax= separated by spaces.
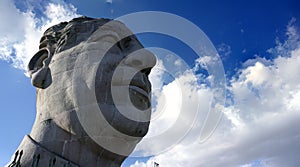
xmin=39 ymin=16 xmax=112 ymax=58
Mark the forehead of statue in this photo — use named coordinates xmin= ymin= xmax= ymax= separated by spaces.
xmin=44 ymin=19 xmax=140 ymax=77
xmin=86 ymin=24 xmax=133 ymax=46
xmin=47 ymin=20 xmax=133 ymax=56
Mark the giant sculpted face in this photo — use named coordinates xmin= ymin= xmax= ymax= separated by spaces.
xmin=25 ymin=17 xmax=156 ymax=166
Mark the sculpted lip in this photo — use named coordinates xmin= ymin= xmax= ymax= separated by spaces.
xmin=129 ymin=75 xmax=151 ymax=110
xmin=129 ymin=86 xmax=150 ymax=110
xmin=129 ymin=85 xmax=148 ymax=97
xmin=111 ymin=78 xmax=150 ymax=99
xmin=129 ymin=79 xmax=150 ymax=100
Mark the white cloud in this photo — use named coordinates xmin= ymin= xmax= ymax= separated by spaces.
xmin=106 ymin=0 xmax=113 ymax=4
xmin=0 ymin=0 xmax=80 ymax=72
xmin=136 ymin=55 xmax=212 ymax=156
xmin=193 ymin=55 xmax=219 ymax=71
xmin=243 ymin=61 xmax=272 ymax=86
xmin=174 ymin=59 xmax=183 ymax=67
xmin=268 ymin=17 xmax=300 ymax=57
xmin=242 ymin=56 xmax=273 ymax=67
xmin=44 ymin=3 xmax=79 ymax=25
xmin=130 ymin=20 xmax=300 ymax=167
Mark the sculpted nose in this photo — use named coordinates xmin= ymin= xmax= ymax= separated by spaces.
xmin=124 ymin=48 xmax=157 ymax=71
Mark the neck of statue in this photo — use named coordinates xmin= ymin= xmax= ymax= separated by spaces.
xmin=12 ymin=109 xmax=126 ymax=167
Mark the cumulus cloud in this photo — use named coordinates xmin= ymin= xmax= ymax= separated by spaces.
xmin=130 ymin=20 xmax=300 ymax=167
xmin=134 ymin=52 xmax=212 ymax=157
xmin=0 ymin=0 xmax=80 ymax=72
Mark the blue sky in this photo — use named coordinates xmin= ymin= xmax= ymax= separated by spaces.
xmin=1 ymin=0 xmax=300 ymax=167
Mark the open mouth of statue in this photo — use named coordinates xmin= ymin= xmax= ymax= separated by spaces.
xmin=129 ymin=84 xmax=150 ymax=111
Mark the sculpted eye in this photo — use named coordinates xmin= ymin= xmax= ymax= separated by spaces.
xmin=118 ymin=36 xmax=132 ymax=50
xmin=123 ymin=37 xmax=132 ymax=49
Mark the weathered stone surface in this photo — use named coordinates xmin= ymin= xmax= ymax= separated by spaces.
xmin=7 ymin=16 xmax=156 ymax=167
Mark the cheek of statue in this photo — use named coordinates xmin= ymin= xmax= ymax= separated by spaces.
xmin=94 ymin=43 xmax=153 ymax=138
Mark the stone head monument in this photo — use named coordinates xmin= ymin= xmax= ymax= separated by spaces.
xmin=7 ymin=16 xmax=156 ymax=167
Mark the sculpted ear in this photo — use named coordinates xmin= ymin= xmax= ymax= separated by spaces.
xmin=27 ymin=49 xmax=52 ymax=89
